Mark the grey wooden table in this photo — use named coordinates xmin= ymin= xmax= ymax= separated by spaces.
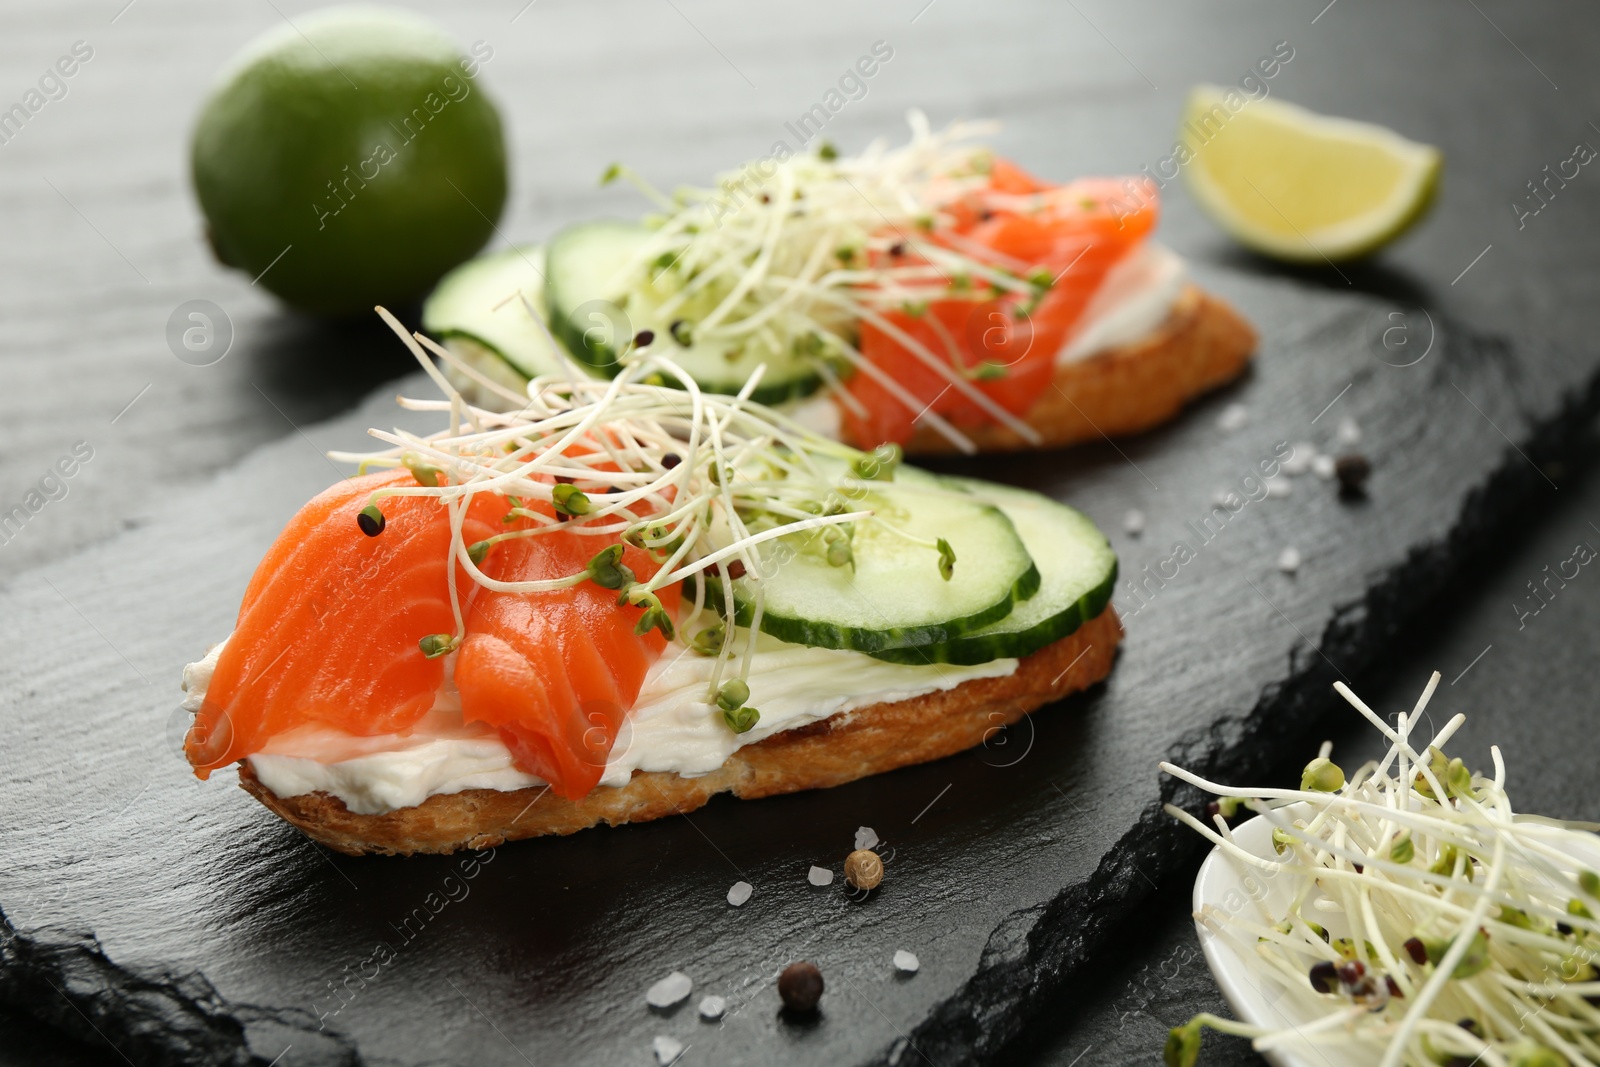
xmin=4 ymin=2 xmax=1599 ymax=1064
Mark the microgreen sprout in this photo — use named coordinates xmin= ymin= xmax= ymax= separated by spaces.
xmin=551 ymin=482 xmax=592 ymax=516
xmin=936 ymin=537 xmax=956 ymax=581
xmin=722 ymin=704 xmax=760 ymax=734
xmin=1301 ymin=755 xmax=1345 ymax=792
xmin=691 ymin=623 xmax=726 ymax=657
xmin=403 ymin=452 xmax=444 ymax=487
xmin=587 ymin=114 xmax=1051 ymax=455
xmin=418 ymin=633 xmax=457 ymax=659
xmin=342 ymin=310 xmax=904 ymax=735
xmin=850 ymin=443 xmax=902 ymax=482
xmin=585 ymin=544 xmax=635 ymax=590
xmin=1161 ymin=672 xmax=1600 ymax=1067
xmin=714 ymin=679 xmax=750 ymax=712
xmin=357 ymin=504 xmax=386 ymax=537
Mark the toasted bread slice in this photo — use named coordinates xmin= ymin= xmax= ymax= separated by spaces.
xmin=891 ymin=285 xmax=1256 ymax=456
xmin=238 ymin=608 xmax=1121 ymax=856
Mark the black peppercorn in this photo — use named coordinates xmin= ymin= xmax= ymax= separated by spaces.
xmin=1403 ymin=936 xmax=1427 ymax=965
xmin=633 ymin=329 xmax=655 ymax=348
xmin=661 ymin=453 xmax=682 ymax=470
xmin=1334 ymin=454 xmax=1371 ymax=496
xmin=778 ymin=961 xmax=823 ymax=1013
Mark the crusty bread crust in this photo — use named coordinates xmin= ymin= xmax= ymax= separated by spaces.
xmin=238 ymin=608 xmax=1121 ymax=856
xmin=889 ymin=285 xmax=1256 ymax=456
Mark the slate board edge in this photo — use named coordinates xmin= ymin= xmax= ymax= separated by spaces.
xmin=2 ymin=332 xmax=1595 ymax=1067
xmin=886 ymin=346 xmax=1600 ymax=1066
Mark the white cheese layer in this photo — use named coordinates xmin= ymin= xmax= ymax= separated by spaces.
xmin=181 ymin=634 xmax=1016 ymax=815
xmin=1056 ymin=242 xmax=1187 ymax=363
xmin=782 ymin=242 xmax=1188 ymax=438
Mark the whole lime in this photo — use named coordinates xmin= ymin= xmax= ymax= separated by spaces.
xmin=191 ymin=6 xmax=507 ymax=316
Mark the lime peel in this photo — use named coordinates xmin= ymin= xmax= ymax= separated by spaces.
xmin=1181 ymin=85 xmax=1442 ymax=263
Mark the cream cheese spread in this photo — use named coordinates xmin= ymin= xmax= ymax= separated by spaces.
xmin=182 ymin=634 xmax=1016 ymax=815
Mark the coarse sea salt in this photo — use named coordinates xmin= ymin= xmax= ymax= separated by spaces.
xmin=1217 ymin=403 xmax=1248 ymax=432
xmin=726 ymin=880 xmax=752 ymax=907
xmin=1337 ymin=416 xmax=1361 ymax=445
xmin=1277 ymin=547 xmax=1302 ymax=574
xmin=854 ymin=826 xmax=879 ymax=850
xmin=1280 ymin=442 xmax=1316 ymax=476
xmin=653 ymin=1035 xmax=684 ymax=1064
xmin=698 ymin=995 xmax=726 ymax=1021
xmin=646 ymin=971 xmax=693 ymax=1009
xmin=1123 ymin=508 xmax=1145 ymax=535
xmin=808 ymin=865 xmax=834 ymax=887
xmin=1265 ymin=478 xmax=1292 ymax=499
xmin=1311 ymin=454 xmax=1337 ymax=481
xmin=893 ymin=949 xmax=920 ymax=974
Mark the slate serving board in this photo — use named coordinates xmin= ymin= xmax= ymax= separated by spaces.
xmin=3 ymin=263 xmax=1597 ymax=1067
xmin=7 ymin=2 xmax=1600 ymax=1065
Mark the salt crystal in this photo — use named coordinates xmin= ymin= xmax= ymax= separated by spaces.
xmin=808 ymin=865 xmax=834 ymax=887
xmin=1277 ymin=547 xmax=1302 ymax=574
xmin=854 ymin=826 xmax=879 ymax=850
xmin=726 ymin=880 xmax=752 ymax=907
xmin=1123 ymin=508 xmax=1145 ymax=536
xmin=893 ymin=949 xmax=920 ymax=974
xmin=698 ymin=995 xmax=726 ymax=1021
xmin=1312 ymin=454 xmax=1337 ymax=481
xmin=1265 ymin=477 xmax=1292 ymax=499
xmin=1337 ymin=416 xmax=1361 ymax=445
xmin=1217 ymin=403 xmax=1248 ymax=432
xmin=1281 ymin=442 xmax=1316 ymax=476
xmin=653 ymin=1035 xmax=684 ymax=1064
xmin=646 ymin=971 xmax=692 ymax=1009
xmin=1213 ymin=490 xmax=1240 ymax=509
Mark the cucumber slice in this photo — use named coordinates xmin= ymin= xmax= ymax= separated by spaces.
xmin=544 ymin=220 xmax=824 ymax=404
xmin=707 ymin=480 xmax=1040 ymax=655
xmin=423 ymin=246 xmax=570 ymax=380
xmin=870 ymin=478 xmax=1117 ymax=665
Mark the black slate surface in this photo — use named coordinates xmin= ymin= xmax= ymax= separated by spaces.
xmin=2 ymin=275 xmax=1595 ymax=1067
xmin=6 ymin=3 xmax=1600 ymax=1066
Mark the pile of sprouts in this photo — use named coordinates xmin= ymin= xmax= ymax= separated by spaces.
xmin=1162 ymin=673 xmax=1600 ymax=1067
xmin=600 ymin=110 xmax=1067 ymax=452
xmin=334 ymin=309 xmax=948 ymax=736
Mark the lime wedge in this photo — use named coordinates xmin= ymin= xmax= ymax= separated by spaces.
xmin=1179 ymin=85 xmax=1441 ymax=263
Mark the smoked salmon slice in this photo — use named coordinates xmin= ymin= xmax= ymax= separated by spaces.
xmin=843 ymin=163 xmax=1159 ymax=447
xmin=185 ymin=470 xmax=506 ymax=777
xmin=454 ymin=533 xmax=680 ymax=800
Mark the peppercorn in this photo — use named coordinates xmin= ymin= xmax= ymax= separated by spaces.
xmin=1334 ymin=454 xmax=1371 ymax=496
xmin=1308 ymin=960 xmax=1339 ymax=994
xmin=634 ymin=329 xmax=655 ymax=347
xmin=1403 ymin=937 xmax=1427 ymax=964
xmin=778 ymin=961 xmax=823 ymax=1013
xmin=844 ymin=849 xmax=884 ymax=891
xmin=889 ymin=242 xmax=906 ymax=257
xmin=662 ymin=453 xmax=682 ymax=470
